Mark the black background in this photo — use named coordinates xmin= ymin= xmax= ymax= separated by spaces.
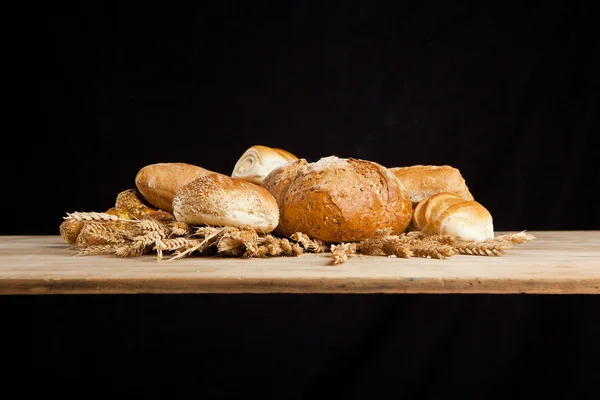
xmin=4 ymin=293 xmax=600 ymax=399
xmin=5 ymin=1 xmax=600 ymax=399
xmin=15 ymin=0 xmax=599 ymax=235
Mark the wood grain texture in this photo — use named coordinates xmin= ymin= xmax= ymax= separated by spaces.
xmin=0 ymin=231 xmax=598 ymax=295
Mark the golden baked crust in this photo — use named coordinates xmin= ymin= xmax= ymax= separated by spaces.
xmin=412 ymin=192 xmax=464 ymax=231
xmin=411 ymin=192 xmax=494 ymax=241
xmin=272 ymin=147 xmax=297 ymax=161
xmin=135 ymin=162 xmax=214 ymax=212
xmin=59 ymin=218 xmax=85 ymax=244
xmin=231 ymin=145 xmax=298 ymax=185
xmin=389 ymin=165 xmax=474 ymax=206
xmin=172 ymin=173 xmax=279 ymax=232
xmin=262 ymin=156 xmax=412 ymax=242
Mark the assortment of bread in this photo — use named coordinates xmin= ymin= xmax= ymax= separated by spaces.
xmin=231 ymin=145 xmax=298 ymax=185
xmin=60 ymin=144 xmax=534 ymax=263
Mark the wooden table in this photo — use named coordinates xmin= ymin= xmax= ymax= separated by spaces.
xmin=0 ymin=231 xmax=598 ymax=295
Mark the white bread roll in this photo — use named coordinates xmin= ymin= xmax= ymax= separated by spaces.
xmin=413 ymin=192 xmax=494 ymax=241
xmin=231 ymin=145 xmax=298 ymax=185
xmin=135 ymin=162 xmax=215 ymax=213
xmin=172 ymin=173 xmax=279 ymax=232
xmin=262 ymin=156 xmax=413 ymax=242
xmin=389 ymin=165 xmax=474 ymax=206
xmin=411 ymin=192 xmax=464 ymax=231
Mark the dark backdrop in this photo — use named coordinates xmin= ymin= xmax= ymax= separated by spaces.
xmin=6 ymin=1 xmax=600 ymax=399
xmin=15 ymin=0 xmax=599 ymax=235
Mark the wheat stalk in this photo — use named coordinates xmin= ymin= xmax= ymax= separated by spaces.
xmin=65 ymin=200 xmax=536 ymax=264
xmin=290 ymin=232 xmax=328 ymax=252
xmin=330 ymin=243 xmax=357 ymax=265
xmin=65 ymin=212 xmax=134 ymax=222
xmin=76 ymin=224 xmax=127 ymax=246
xmin=494 ymin=231 xmax=536 ymax=245
xmin=410 ymin=241 xmax=456 ymax=259
xmin=453 ymin=241 xmax=506 ymax=256
xmin=169 ymin=221 xmax=192 ymax=236
xmin=167 ymin=229 xmax=222 ymax=261
xmin=423 ymin=234 xmax=457 ymax=245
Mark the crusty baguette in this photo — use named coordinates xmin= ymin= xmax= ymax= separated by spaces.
xmin=413 ymin=192 xmax=494 ymax=241
xmin=231 ymin=145 xmax=298 ymax=185
xmin=135 ymin=163 xmax=215 ymax=213
xmin=262 ymin=156 xmax=413 ymax=242
xmin=172 ymin=173 xmax=279 ymax=232
xmin=389 ymin=165 xmax=474 ymax=206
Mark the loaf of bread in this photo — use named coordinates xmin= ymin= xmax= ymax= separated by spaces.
xmin=262 ymin=156 xmax=413 ymax=242
xmin=59 ymin=218 xmax=86 ymax=244
xmin=412 ymin=192 xmax=494 ymax=241
xmin=135 ymin=162 xmax=215 ymax=213
xmin=59 ymin=206 xmax=134 ymax=244
xmin=231 ymin=145 xmax=298 ymax=185
xmin=172 ymin=173 xmax=279 ymax=232
xmin=389 ymin=165 xmax=474 ymax=206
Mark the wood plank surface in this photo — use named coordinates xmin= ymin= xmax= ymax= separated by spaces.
xmin=0 ymin=231 xmax=598 ymax=295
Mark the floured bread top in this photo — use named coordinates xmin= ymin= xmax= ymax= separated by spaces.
xmin=304 ymin=155 xmax=349 ymax=173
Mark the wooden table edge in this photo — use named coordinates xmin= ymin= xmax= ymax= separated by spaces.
xmin=1 ymin=277 xmax=599 ymax=295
